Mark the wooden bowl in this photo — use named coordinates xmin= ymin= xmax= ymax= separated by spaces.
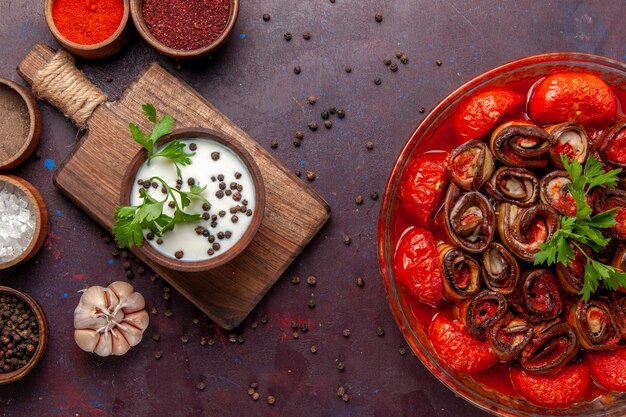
xmin=44 ymin=0 xmax=131 ymax=59
xmin=0 ymin=286 xmax=48 ymax=384
xmin=130 ymin=0 xmax=239 ymax=59
xmin=120 ymin=128 xmax=265 ymax=272
xmin=0 ymin=79 xmax=41 ymax=170
xmin=0 ymin=176 xmax=49 ymax=271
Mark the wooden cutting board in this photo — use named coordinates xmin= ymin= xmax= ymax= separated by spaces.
xmin=18 ymin=44 xmax=330 ymax=329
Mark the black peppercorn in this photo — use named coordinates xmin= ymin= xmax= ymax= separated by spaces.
xmin=375 ymin=13 xmax=383 ymax=22
xmin=294 ymin=66 xmax=301 ymax=74
xmin=337 ymin=109 xmax=345 ymax=119
xmin=262 ymin=13 xmax=270 ymax=21
xmin=374 ymin=77 xmax=382 ymax=85
xmin=303 ymin=31 xmax=311 ymax=40
xmin=284 ymin=32 xmax=292 ymax=41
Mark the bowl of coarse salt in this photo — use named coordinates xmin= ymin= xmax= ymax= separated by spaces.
xmin=0 ymin=176 xmax=48 ymax=270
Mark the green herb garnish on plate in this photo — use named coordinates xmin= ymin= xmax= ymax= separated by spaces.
xmin=129 ymin=103 xmax=194 ymax=178
xmin=113 ymin=104 xmax=209 ymax=249
xmin=113 ymin=177 xmax=209 ymax=249
xmin=534 ymin=154 xmax=626 ymax=301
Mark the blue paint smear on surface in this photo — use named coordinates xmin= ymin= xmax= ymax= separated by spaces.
xmin=54 ymin=210 xmax=63 ymax=217
xmin=108 ymin=259 xmax=114 ymax=265
xmin=299 ymin=160 xmax=306 ymax=166
xmin=240 ymin=33 xmax=247 ymax=39
xmin=44 ymin=159 xmax=55 ymax=171
xmin=89 ymin=399 xmax=107 ymax=410
xmin=62 ymin=292 xmax=68 ymax=298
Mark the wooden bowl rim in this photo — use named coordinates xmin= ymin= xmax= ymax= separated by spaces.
xmin=0 ymin=175 xmax=49 ymax=270
xmin=120 ymin=127 xmax=265 ymax=272
xmin=129 ymin=0 xmax=240 ymax=59
xmin=0 ymin=286 xmax=48 ymax=384
xmin=0 ymin=79 xmax=41 ymax=170
xmin=44 ymin=0 xmax=130 ymax=52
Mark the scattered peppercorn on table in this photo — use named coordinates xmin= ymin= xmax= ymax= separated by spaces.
xmin=2 ymin=1 xmax=626 ymax=416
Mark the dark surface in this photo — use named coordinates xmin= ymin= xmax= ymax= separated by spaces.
xmin=0 ymin=1 xmax=625 ymax=416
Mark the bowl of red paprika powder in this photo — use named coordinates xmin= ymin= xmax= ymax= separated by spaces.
xmin=45 ymin=0 xmax=131 ymax=59
xmin=130 ymin=0 xmax=239 ymax=59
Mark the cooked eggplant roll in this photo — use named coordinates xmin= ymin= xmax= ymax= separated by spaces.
xmin=459 ymin=290 xmax=507 ymax=339
xmin=437 ymin=243 xmax=483 ymax=301
xmin=609 ymin=292 xmax=626 ymax=338
xmin=597 ymin=122 xmax=626 ymax=169
xmin=546 ymin=122 xmax=589 ymax=168
xmin=447 ymin=140 xmax=496 ymax=190
xmin=481 ymin=243 xmax=520 ymax=295
xmin=488 ymin=312 xmax=533 ymax=361
xmin=484 ymin=167 xmax=538 ymax=207
xmin=443 ymin=183 xmax=495 ymax=253
xmin=597 ymin=189 xmax=626 ymax=241
xmin=555 ymin=244 xmax=589 ymax=295
xmin=508 ymin=270 xmax=563 ymax=324
xmin=519 ymin=320 xmax=578 ymax=374
xmin=496 ymin=203 xmax=560 ymax=262
xmin=490 ymin=121 xmax=554 ymax=168
xmin=539 ymin=170 xmax=577 ymax=217
xmin=566 ymin=297 xmax=621 ymax=350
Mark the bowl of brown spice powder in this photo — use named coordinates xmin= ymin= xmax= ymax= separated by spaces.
xmin=0 ymin=287 xmax=48 ymax=384
xmin=0 ymin=79 xmax=41 ymax=171
xmin=131 ymin=0 xmax=239 ymax=59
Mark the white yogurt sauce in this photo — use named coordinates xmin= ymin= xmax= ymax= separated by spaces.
xmin=130 ymin=138 xmax=256 ymax=261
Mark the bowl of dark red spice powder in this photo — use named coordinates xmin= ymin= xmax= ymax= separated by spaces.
xmin=0 ymin=287 xmax=48 ymax=384
xmin=130 ymin=0 xmax=239 ymax=59
xmin=45 ymin=0 xmax=131 ymax=59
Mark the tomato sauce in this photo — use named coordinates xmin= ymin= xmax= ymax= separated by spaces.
xmin=390 ymin=73 xmax=626 ymax=407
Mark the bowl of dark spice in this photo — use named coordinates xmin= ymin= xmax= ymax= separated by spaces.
xmin=130 ymin=0 xmax=239 ymax=59
xmin=0 ymin=286 xmax=48 ymax=384
xmin=44 ymin=0 xmax=131 ymax=59
xmin=0 ymin=176 xmax=49 ymax=271
xmin=0 ymin=79 xmax=41 ymax=171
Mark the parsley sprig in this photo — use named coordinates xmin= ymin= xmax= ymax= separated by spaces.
xmin=112 ymin=177 xmax=209 ymax=249
xmin=129 ymin=103 xmax=194 ymax=178
xmin=533 ymin=154 xmax=626 ymax=301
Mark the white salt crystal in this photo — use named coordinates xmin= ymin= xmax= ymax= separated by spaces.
xmin=0 ymin=181 xmax=35 ymax=263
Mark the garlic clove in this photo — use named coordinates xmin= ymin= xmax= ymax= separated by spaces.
xmin=123 ymin=310 xmax=150 ymax=332
xmin=77 ymin=286 xmax=109 ymax=313
xmin=119 ymin=292 xmax=146 ymax=314
xmin=73 ymin=308 xmax=108 ymax=330
xmin=108 ymin=281 xmax=135 ymax=300
xmin=117 ymin=322 xmax=144 ymax=347
xmin=74 ymin=329 xmax=100 ymax=353
xmin=110 ymin=329 xmax=131 ymax=356
xmin=104 ymin=287 xmax=120 ymax=311
xmin=94 ymin=330 xmax=113 ymax=357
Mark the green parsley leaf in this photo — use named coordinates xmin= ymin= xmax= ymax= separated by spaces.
xmin=142 ymin=103 xmax=158 ymax=123
xmin=131 ymin=104 xmax=191 ymax=176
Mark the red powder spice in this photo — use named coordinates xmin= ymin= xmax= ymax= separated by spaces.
xmin=142 ymin=0 xmax=230 ymax=51
xmin=52 ymin=0 xmax=124 ymax=45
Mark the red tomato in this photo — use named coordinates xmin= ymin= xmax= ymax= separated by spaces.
xmin=398 ymin=152 xmax=448 ymax=227
xmin=394 ymin=227 xmax=443 ymax=307
xmin=429 ymin=314 xmax=497 ymax=373
xmin=452 ymin=87 xmax=524 ymax=140
xmin=529 ymin=72 xmax=617 ymax=126
xmin=586 ymin=348 xmax=626 ymax=391
xmin=510 ymin=364 xmax=591 ymax=408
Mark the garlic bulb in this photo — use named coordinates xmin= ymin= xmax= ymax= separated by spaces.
xmin=74 ymin=281 xmax=149 ymax=356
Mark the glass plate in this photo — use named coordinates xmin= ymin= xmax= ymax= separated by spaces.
xmin=377 ymin=52 xmax=626 ymax=417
